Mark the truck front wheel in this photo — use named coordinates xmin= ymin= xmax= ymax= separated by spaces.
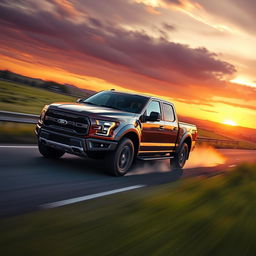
xmin=38 ymin=140 xmax=65 ymax=159
xmin=171 ymin=143 xmax=189 ymax=169
xmin=105 ymin=138 xmax=134 ymax=176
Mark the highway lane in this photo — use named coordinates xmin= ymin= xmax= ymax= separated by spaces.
xmin=0 ymin=145 xmax=255 ymax=217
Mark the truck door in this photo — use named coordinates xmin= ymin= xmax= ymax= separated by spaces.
xmin=162 ymin=103 xmax=179 ymax=151
xmin=140 ymin=100 xmax=168 ymax=153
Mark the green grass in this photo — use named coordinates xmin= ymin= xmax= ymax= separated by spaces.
xmin=0 ymin=80 xmax=76 ymax=115
xmin=1 ymin=163 xmax=256 ymax=255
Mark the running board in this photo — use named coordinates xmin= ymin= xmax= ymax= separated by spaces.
xmin=137 ymin=156 xmax=174 ymax=161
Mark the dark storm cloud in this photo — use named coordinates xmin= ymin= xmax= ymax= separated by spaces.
xmin=0 ymin=2 xmax=236 ymax=85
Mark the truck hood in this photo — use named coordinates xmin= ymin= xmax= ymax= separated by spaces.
xmin=49 ymin=102 xmax=138 ymax=120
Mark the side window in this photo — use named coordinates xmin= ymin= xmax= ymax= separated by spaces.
xmin=163 ymin=103 xmax=175 ymax=122
xmin=146 ymin=101 xmax=161 ymax=117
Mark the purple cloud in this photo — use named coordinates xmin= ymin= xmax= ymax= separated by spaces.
xmin=0 ymin=2 xmax=236 ymax=84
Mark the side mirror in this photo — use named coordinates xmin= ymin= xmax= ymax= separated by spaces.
xmin=147 ymin=111 xmax=161 ymax=122
xmin=76 ymin=98 xmax=83 ymax=103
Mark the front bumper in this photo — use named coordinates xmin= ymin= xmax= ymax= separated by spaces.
xmin=37 ymin=128 xmax=118 ymax=157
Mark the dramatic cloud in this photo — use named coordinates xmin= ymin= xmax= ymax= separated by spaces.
xmin=0 ymin=0 xmax=255 ymax=128
xmin=0 ymin=2 xmax=236 ymax=85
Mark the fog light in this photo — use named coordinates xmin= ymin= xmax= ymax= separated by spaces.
xmin=91 ymin=142 xmax=109 ymax=149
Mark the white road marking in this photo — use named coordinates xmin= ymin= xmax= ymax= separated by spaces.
xmin=41 ymin=185 xmax=146 ymax=209
xmin=0 ymin=145 xmax=37 ymax=148
xmin=228 ymin=164 xmax=237 ymax=168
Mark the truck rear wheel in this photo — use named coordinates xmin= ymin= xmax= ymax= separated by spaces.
xmin=38 ymin=140 xmax=65 ymax=159
xmin=171 ymin=143 xmax=189 ymax=169
xmin=105 ymin=138 xmax=134 ymax=176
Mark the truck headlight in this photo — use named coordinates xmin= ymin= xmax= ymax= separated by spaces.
xmin=94 ymin=120 xmax=117 ymax=136
xmin=39 ymin=105 xmax=48 ymax=122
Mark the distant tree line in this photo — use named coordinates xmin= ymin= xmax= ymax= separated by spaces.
xmin=0 ymin=70 xmax=67 ymax=94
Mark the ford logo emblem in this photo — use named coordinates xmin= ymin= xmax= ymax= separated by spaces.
xmin=57 ymin=119 xmax=68 ymax=125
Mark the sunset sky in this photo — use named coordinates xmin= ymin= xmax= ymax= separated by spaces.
xmin=0 ymin=0 xmax=256 ymax=128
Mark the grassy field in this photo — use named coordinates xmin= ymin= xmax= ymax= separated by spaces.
xmin=1 ymin=163 xmax=256 ymax=255
xmin=0 ymin=80 xmax=76 ymax=115
xmin=0 ymin=80 xmax=76 ymax=143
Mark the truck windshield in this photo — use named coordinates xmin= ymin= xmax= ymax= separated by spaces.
xmin=83 ymin=91 xmax=149 ymax=114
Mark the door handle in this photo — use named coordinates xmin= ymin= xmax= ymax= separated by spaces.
xmin=159 ymin=125 xmax=164 ymax=130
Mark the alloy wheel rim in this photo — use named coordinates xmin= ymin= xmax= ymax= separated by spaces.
xmin=118 ymin=146 xmax=131 ymax=170
xmin=178 ymin=147 xmax=187 ymax=166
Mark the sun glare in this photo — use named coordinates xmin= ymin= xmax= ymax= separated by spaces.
xmin=230 ymin=78 xmax=256 ymax=88
xmin=222 ymin=119 xmax=237 ymax=126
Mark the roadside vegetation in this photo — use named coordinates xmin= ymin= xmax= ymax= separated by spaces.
xmin=1 ymin=163 xmax=256 ymax=255
xmin=0 ymin=80 xmax=76 ymax=115
xmin=0 ymin=123 xmax=36 ymax=143
xmin=198 ymin=128 xmax=256 ymax=150
xmin=0 ymin=80 xmax=75 ymax=143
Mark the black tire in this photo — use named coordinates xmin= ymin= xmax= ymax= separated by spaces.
xmin=171 ymin=143 xmax=189 ymax=169
xmin=38 ymin=140 xmax=65 ymax=159
xmin=105 ymin=138 xmax=134 ymax=176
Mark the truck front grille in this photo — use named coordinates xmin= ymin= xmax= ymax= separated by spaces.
xmin=44 ymin=109 xmax=89 ymax=135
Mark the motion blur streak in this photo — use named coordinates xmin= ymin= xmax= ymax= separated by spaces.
xmin=128 ymin=145 xmax=226 ymax=175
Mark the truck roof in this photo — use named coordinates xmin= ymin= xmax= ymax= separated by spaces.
xmin=106 ymin=89 xmax=171 ymax=104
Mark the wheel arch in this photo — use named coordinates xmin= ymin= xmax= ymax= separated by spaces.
xmin=177 ymin=134 xmax=192 ymax=159
xmin=115 ymin=124 xmax=141 ymax=158
xmin=121 ymin=131 xmax=140 ymax=158
xmin=183 ymin=136 xmax=192 ymax=159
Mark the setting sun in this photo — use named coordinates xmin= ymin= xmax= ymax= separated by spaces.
xmin=222 ymin=120 xmax=237 ymax=126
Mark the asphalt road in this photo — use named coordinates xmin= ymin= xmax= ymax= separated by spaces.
xmin=0 ymin=145 xmax=255 ymax=218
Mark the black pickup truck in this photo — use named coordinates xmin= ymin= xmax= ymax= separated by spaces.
xmin=36 ymin=90 xmax=197 ymax=176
